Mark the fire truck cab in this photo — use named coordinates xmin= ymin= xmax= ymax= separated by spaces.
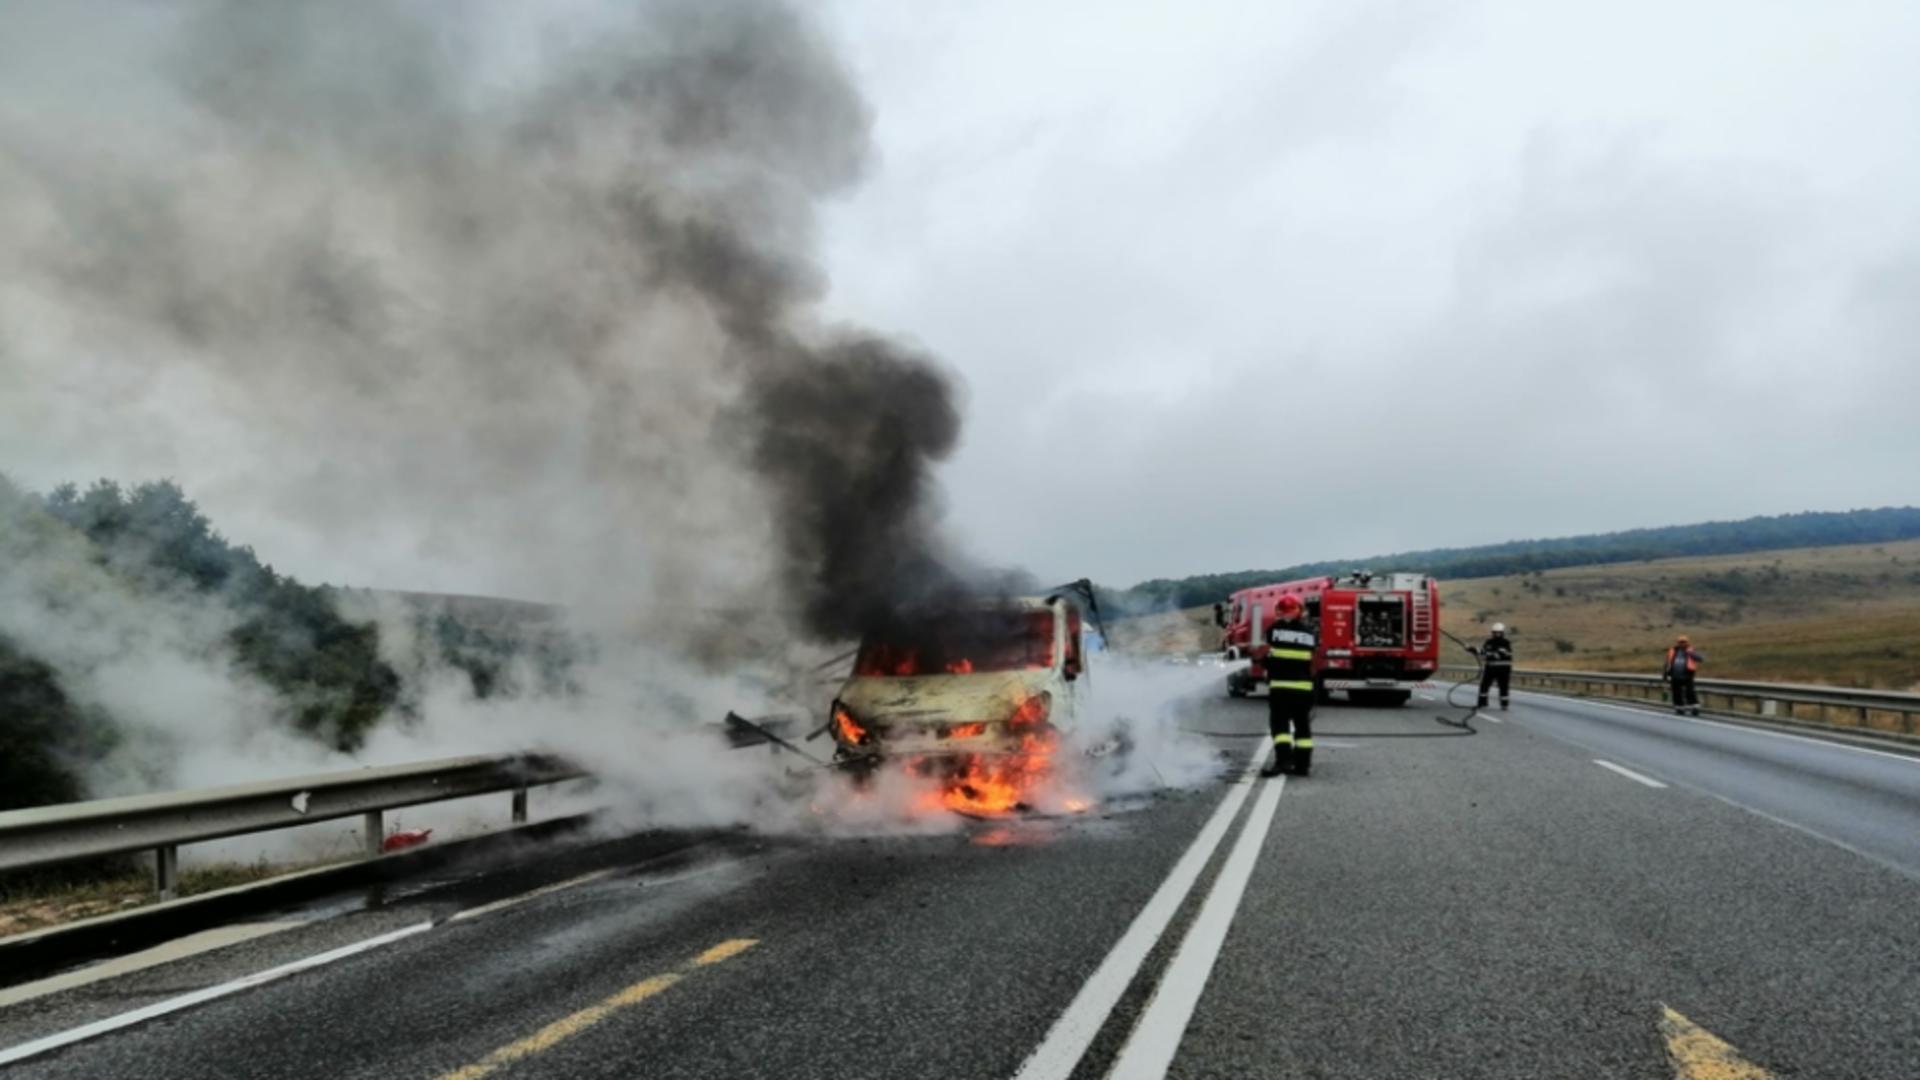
xmin=1217 ymin=570 xmax=1440 ymax=706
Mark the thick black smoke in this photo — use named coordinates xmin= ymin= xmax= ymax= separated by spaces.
xmin=743 ymin=335 xmax=964 ymax=640
xmin=0 ymin=0 xmax=973 ymax=646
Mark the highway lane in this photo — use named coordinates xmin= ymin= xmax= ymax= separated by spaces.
xmin=1171 ymin=694 xmax=1920 ymax=1078
xmin=1495 ymin=689 xmax=1920 ymax=879
xmin=3 ymin=688 xmax=1919 ymax=1078
xmin=0 ymin=744 xmax=1252 ymax=1080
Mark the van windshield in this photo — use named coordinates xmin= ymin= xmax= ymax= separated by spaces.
xmin=853 ymin=610 xmax=1057 ymax=676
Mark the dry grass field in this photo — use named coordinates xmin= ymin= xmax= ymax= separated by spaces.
xmin=1109 ymin=538 xmax=1920 ymax=691
xmin=0 ymin=860 xmax=316 ymax=937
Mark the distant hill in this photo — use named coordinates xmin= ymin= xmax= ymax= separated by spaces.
xmin=1106 ymin=537 xmax=1920 ymax=691
xmin=1101 ymin=507 xmax=1920 ymax=615
xmin=1434 ymin=538 xmax=1920 ymax=690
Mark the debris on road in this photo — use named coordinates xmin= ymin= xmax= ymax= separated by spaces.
xmin=381 ymin=828 xmax=434 ymax=853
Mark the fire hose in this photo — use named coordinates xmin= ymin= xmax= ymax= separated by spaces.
xmin=1207 ymin=630 xmax=1483 ymax=739
xmin=1434 ymin=627 xmax=1485 ymax=734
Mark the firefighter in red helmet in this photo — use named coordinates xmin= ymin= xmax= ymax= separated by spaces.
xmin=1261 ymin=593 xmax=1318 ymax=778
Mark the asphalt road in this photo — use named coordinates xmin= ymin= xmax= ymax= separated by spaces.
xmin=4 ymin=685 xmax=1919 ymax=1079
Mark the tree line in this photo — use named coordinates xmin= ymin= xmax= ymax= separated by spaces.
xmin=0 ymin=478 xmax=404 ymax=815
xmin=1 ymin=478 xmax=576 ymax=825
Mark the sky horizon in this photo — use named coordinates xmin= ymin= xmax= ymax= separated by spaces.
xmin=4 ymin=1 xmax=1917 ymax=598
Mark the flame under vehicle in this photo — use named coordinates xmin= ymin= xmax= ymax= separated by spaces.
xmin=1216 ymin=570 xmax=1441 ymax=706
xmin=828 ymin=592 xmax=1089 ymax=814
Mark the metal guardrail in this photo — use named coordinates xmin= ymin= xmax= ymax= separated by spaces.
xmin=1438 ymin=665 xmax=1920 ymax=737
xmin=0 ymin=753 xmax=587 ymax=899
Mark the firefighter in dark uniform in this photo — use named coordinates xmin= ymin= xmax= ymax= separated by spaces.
xmin=1471 ymin=622 xmax=1514 ymax=710
xmin=1261 ymin=594 xmax=1318 ymax=778
xmin=1664 ymin=635 xmax=1705 ymax=716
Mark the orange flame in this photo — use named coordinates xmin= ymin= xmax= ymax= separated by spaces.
xmin=833 ymin=702 xmax=869 ymax=745
xmin=939 ymin=754 xmax=1049 ymax=815
xmin=934 ymin=693 xmax=1059 ymax=816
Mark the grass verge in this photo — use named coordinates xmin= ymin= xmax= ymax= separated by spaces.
xmin=0 ymin=859 xmax=345 ymax=938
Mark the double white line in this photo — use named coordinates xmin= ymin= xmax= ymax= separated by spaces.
xmin=1014 ymin=743 xmax=1287 ymax=1080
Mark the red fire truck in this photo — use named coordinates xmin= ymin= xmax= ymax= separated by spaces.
xmin=1216 ymin=570 xmax=1441 ymax=706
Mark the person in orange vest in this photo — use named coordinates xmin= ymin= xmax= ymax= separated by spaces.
xmin=1664 ymin=635 xmax=1705 ymax=716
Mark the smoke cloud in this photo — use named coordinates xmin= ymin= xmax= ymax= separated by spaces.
xmin=1 ymin=0 xmax=964 ymax=640
xmin=0 ymin=1 xmax=1227 ymax=847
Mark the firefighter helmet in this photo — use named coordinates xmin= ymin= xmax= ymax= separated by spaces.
xmin=1275 ymin=594 xmax=1304 ymax=620
xmin=1491 ymin=622 xmax=1507 ymax=634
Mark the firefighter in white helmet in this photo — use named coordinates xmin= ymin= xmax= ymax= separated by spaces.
xmin=1471 ymin=622 xmax=1514 ymax=710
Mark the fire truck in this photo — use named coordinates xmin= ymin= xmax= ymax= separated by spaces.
xmin=1216 ymin=570 xmax=1441 ymax=706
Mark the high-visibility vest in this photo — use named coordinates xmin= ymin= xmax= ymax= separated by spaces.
xmin=1266 ymin=621 xmax=1317 ymax=693
xmin=1666 ymin=647 xmax=1699 ymax=676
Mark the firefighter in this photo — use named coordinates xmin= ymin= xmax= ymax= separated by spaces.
xmin=1261 ymin=594 xmax=1317 ymax=778
xmin=1471 ymin=622 xmax=1514 ymax=710
xmin=1664 ymin=635 xmax=1705 ymax=716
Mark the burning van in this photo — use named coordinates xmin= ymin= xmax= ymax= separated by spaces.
xmin=827 ymin=593 xmax=1088 ymax=814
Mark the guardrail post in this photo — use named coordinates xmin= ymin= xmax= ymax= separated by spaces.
xmin=512 ymin=787 xmax=529 ymax=825
xmin=1858 ymin=706 xmax=1871 ymax=729
xmin=1761 ymin=699 xmax=1778 ymax=717
xmin=154 ymin=844 xmax=178 ymax=900
xmin=363 ymin=810 xmax=384 ymax=858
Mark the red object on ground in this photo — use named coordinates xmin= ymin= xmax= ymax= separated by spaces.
xmin=381 ymin=828 xmax=434 ymax=853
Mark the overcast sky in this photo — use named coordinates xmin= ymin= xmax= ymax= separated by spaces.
xmin=3 ymin=1 xmax=1917 ymax=596
xmin=817 ymin=0 xmax=1920 ymax=585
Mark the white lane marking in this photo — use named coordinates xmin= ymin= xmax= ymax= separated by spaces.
xmin=0 ymin=922 xmax=432 ymax=1067
xmin=1011 ymin=743 xmax=1266 ymax=1080
xmin=1475 ymin=712 xmax=1503 ymax=724
xmin=1516 ymin=695 xmax=1920 ymax=880
xmin=1108 ymin=773 xmax=1286 ymax=1080
xmin=1517 ymin=692 xmax=1920 ymax=767
xmin=446 ymin=869 xmax=617 ymax=924
xmin=1592 ymin=759 xmax=1668 ymax=789
xmin=1418 ymin=693 xmax=1436 ymax=702
xmin=0 ymin=922 xmax=302 ymax=1009
xmin=1700 ymin=790 xmax=1920 ymax=885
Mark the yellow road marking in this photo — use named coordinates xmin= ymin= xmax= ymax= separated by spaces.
xmin=1661 ymin=1005 xmax=1773 ymax=1079
xmin=434 ymin=939 xmax=759 ymax=1080
xmin=694 ymin=938 xmax=757 ymax=966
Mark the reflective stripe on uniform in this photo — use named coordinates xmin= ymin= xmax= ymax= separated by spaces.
xmin=1269 ymin=680 xmax=1314 ymax=692
xmin=1272 ymin=733 xmax=1294 ymax=746
xmin=1268 ymin=648 xmax=1313 ymax=660
xmin=1295 ymin=739 xmax=1314 ymax=749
